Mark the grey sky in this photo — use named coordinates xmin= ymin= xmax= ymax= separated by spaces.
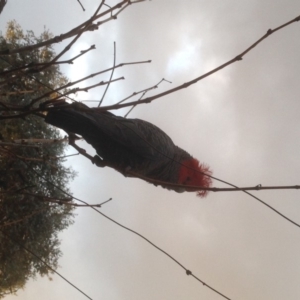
xmin=2 ymin=0 xmax=300 ymax=299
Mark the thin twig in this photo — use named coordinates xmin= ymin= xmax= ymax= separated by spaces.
xmin=124 ymin=78 xmax=171 ymax=117
xmin=43 ymin=77 xmax=124 ymax=104
xmin=22 ymin=192 xmax=112 ymax=208
xmin=28 ymin=58 xmax=144 ymax=107
xmin=0 ymin=208 xmax=48 ymax=228
xmin=98 ymin=41 xmax=116 ymax=107
xmin=77 ymin=0 xmax=85 ymax=11
xmin=0 ymin=58 xmax=150 ymax=112
xmin=0 ymin=45 xmax=96 ymax=77
xmin=0 ymin=56 xmax=77 ymax=104
xmin=56 ymin=152 xmax=80 ymax=159
xmin=38 ymin=1 xmax=106 ymax=73
xmin=0 ymin=0 xmax=142 ymax=56
xmin=0 ymin=78 xmax=124 ymax=120
xmin=117 ymin=78 xmax=170 ymax=106
xmin=208 ymin=184 xmax=300 ymax=192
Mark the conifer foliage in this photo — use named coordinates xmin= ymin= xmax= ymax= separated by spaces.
xmin=0 ymin=21 xmax=76 ymax=297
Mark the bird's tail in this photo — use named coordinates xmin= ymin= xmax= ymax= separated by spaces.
xmin=45 ymin=103 xmax=97 ymax=136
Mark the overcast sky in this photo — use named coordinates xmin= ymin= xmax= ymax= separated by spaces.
xmin=2 ymin=0 xmax=300 ymax=299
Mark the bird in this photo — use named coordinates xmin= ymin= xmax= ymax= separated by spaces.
xmin=45 ymin=103 xmax=212 ymax=197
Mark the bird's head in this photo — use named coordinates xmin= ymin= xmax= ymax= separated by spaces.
xmin=178 ymin=159 xmax=212 ymax=197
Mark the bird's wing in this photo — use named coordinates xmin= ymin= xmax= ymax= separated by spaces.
xmin=46 ymin=105 xmax=175 ymax=161
xmin=90 ymin=111 xmax=175 ymax=161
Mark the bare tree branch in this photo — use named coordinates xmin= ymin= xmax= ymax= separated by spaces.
xmin=124 ymin=78 xmax=172 ymax=117
xmin=77 ymin=0 xmax=85 ymax=11
xmin=0 ymin=45 xmax=96 ymax=77
xmin=0 ymin=0 xmax=145 ymax=56
xmin=98 ymin=41 xmax=116 ymax=107
xmin=98 ymin=14 xmax=300 ymax=112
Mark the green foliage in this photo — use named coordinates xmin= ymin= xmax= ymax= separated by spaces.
xmin=0 ymin=21 xmax=76 ymax=298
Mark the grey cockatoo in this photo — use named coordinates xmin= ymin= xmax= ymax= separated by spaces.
xmin=45 ymin=103 xmax=212 ymax=196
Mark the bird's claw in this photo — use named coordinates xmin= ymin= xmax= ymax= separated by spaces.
xmin=123 ymin=166 xmax=132 ymax=177
xmin=92 ymin=155 xmax=106 ymax=167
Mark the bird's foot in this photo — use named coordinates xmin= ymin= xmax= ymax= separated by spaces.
xmin=92 ymin=155 xmax=106 ymax=168
xmin=123 ymin=166 xmax=132 ymax=177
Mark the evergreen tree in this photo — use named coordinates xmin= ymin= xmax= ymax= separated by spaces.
xmin=0 ymin=21 xmax=76 ymax=298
